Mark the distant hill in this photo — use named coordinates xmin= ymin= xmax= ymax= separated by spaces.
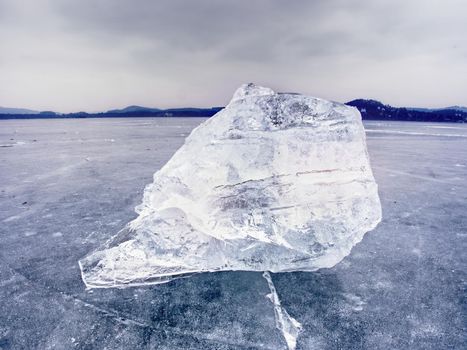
xmin=346 ymin=99 xmax=467 ymax=123
xmin=407 ymin=105 xmax=467 ymax=113
xmin=1 ymin=101 xmax=466 ymax=122
xmin=0 ymin=106 xmax=224 ymax=119
xmin=0 ymin=106 xmax=39 ymax=114
xmin=107 ymin=105 xmax=162 ymax=114
xmin=447 ymin=106 xmax=467 ymax=113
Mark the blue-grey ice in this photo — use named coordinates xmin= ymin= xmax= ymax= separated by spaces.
xmin=1 ymin=116 xmax=466 ymax=349
xmin=79 ymin=84 xmax=381 ymax=288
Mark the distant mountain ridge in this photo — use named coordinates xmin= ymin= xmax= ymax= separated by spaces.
xmin=1 ymin=100 xmax=466 ymax=123
xmin=407 ymin=105 xmax=467 ymax=113
xmin=447 ymin=106 xmax=467 ymax=113
xmin=346 ymin=99 xmax=467 ymax=123
xmin=0 ymin=106 xmax=39 ymax=114
xmin=107 ymin=105 xmax=161 ymax=114
xmin=0 ymin=105 xmax=223 ymax=119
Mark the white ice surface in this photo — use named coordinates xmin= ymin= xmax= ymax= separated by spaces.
xmin=79 ymin=84 xmax=381 ymax=288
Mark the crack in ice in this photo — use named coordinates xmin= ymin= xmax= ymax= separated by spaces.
xmin=373 ymin=166 xmax=462 ymax=186
xmin=262 ymin=272 xmax=302 ymax=350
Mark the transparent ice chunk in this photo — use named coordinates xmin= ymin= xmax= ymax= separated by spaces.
xmin=79 ymin=83 xmax=382 ymax=288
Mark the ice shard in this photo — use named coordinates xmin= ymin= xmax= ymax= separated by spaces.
xmin=79 ymin=83 xmax=382 ymax=288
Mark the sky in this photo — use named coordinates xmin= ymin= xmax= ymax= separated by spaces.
xmin=0 ymin=0 xmax=466 ymax=113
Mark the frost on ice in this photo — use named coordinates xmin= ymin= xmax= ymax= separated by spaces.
xmin=79 ymin=83 xmax=382 ymax=288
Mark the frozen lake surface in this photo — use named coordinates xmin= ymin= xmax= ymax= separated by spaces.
xmin=1 ymin=118 xmax=466 ymax=349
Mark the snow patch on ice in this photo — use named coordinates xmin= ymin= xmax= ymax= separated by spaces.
xmin=374 ymin=280 xmax=393 ymax=290
xmin=411 ymin=248 xmax=422 ymax=257
xmin=3 ymin=215 xmax=21 ymax=223
xmin=425 ymin=125 xmax=465 ymax=130
xmin=366 ymin=129 xmax=467 ymax=138
xmin=0 ymin=141 xmax=27 ymax=147
xmin=342 ymin=293 xmax=366 ymax=312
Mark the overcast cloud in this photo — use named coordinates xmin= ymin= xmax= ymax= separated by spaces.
xmin=0 ymin=0 xmax=466 ymax=112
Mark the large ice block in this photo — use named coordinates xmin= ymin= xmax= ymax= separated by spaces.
xmin=79 ymin=83 xmax=382 ymax=288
